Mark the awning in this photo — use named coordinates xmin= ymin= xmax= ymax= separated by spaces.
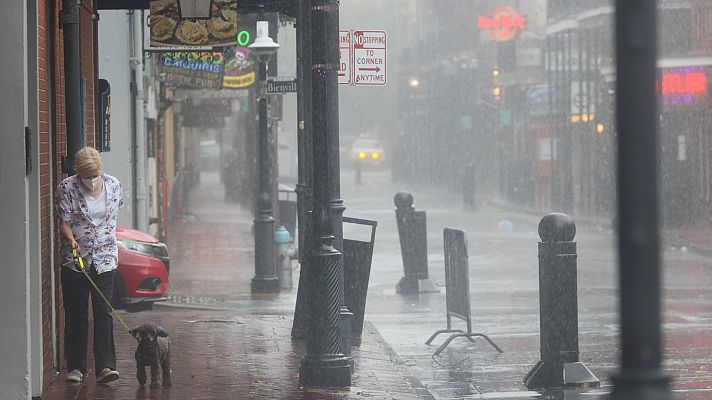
xmin=98 ymin=0 xmax=295 ymax=15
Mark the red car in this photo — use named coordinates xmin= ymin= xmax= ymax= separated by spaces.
xmin=113 ymin=227 xmax=170 ymax=311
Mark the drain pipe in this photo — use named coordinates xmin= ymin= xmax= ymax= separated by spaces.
xmin=48 ymin=0 xmax=59 ymax=377
xmin=61 ymin=0 xmax=82 ymax=173
xmin=128 ymin=10 xmax=139 ymax=229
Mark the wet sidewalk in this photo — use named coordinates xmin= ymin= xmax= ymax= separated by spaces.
xmin=668 ymin=227 xmax=712 ymax=258
xmin=42 ymin=171 xmax=432 ymax=399
xmin=42 ymin=308 xmax=430 ymax=399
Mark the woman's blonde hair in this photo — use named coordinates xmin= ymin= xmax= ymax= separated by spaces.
xmin=73 ymin=147 xmax=103 ymax=176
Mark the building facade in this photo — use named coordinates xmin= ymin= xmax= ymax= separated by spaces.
xmin=0 ymin=0 xmax=101 ymax=397
xmin=545 ymin=0 xmax=712 ymax=224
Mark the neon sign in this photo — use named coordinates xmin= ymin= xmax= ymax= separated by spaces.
xmin=657 ymin=66 xmax=708 ymax=107
xmin=477 ymin=6 xmax=525 ymax=42
xmin=237 ymin=30 xmax=250 ymax=46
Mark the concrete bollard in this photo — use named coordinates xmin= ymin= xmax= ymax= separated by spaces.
xmin=274 ymin=226 xmax=294 ymax=289
xmin=524 ymin=213 xmax=599 ymax=390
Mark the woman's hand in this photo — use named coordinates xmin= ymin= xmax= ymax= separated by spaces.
xmin=59 ymin=219 xmax=80 ymax=251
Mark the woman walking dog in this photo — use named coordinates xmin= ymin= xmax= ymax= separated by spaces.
xmin=55 ymin=147 xmax=124 ymax=384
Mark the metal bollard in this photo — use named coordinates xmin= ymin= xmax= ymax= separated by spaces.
xmin=274 ymin=226 xmax=294 ymax=289
xmin=524 ymin=213 xmax=599 ymax=390
xmin=394 ymin=192 xmax=438 ymax=294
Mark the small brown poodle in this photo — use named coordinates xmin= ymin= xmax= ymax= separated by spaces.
xmin=130 ymin=323 xmax=172 ymax=387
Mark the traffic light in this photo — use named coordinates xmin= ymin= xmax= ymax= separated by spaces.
xmin=492 ymin=67 xmax=501 ymax=101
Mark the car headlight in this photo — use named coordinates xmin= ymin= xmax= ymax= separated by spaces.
xmin=358 ymin=151 xmax=366 ymax=159
xmin=371 ymin=152 xmax=380 ymax=160
xmin=117 ymin=239 xmax=168 ymax=259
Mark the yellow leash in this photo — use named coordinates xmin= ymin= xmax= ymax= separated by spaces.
xmin=72 ymin=248 xmax=131 ymax=333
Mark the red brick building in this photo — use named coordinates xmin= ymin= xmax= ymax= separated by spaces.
xmin=0 ymin=0 xmax=99 ymax=397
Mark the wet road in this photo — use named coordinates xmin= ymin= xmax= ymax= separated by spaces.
xmin=167 ymin=169 xmax=712 ymax=399
xmin=341 ymin=168 xmax=712 ymax=399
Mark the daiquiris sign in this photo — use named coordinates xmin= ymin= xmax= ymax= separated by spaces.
xmin=477 ymin=6 xmax=525 ymax=42
xmin=157 ymin=51 xmax=224 ymax=89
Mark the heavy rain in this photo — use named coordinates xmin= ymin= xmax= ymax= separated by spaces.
xmin=5 ymin=0 xmax=712 ymax=399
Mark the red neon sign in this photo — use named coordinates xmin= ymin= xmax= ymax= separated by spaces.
xmin=657 ymin=67 xmax=708 ymax=107
xmin=660 ymin=72 xmax=706 ymax=95
xmin=477 ymin=6 xmax=525 ymax=42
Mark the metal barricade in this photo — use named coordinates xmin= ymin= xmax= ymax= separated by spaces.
xmin=425 ymin=228 xmax=503 ymax=356
xmin=342 ymin=216 xmax=378 ymax=347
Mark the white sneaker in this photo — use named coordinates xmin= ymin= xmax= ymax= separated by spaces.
xmin=66 ymin=369 xmax=83 ymax=382
xmin=96 ymin=368 xmax=119 ymax=384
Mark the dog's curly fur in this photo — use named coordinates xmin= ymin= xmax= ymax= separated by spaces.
xmin=130 ymin=323 xmax=171 ymax=387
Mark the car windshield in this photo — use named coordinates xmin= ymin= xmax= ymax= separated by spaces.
xmin=352 ymin=139 xmax=381 ymax=148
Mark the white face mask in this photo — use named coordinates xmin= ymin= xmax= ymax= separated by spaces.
xmin=81 ymin=175 xmax=102 ymax=191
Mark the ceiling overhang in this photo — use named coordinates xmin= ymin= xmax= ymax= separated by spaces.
xmin=98 ymin=0 xmax=295 ymax=16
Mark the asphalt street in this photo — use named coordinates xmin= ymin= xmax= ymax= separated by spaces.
xmin=164 ymin=168 xmax=712 ymax=399
xmin=342 ymin=168 xmax=712 ymax=399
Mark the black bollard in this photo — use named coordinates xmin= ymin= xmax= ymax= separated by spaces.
xmin=394 ymin=192 xmax=438 ymax=294
xmin=524 ymin=213 xmax=599 ymax=390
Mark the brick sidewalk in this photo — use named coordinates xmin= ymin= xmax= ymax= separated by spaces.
xmin=42 ymin=308 xmax=429 ymax=399
xmin=43 ymin=172 xmax=431 ymax=399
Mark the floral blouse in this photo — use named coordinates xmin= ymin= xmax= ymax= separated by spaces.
xmin=55 ymin=173 xmax=124 ymax=274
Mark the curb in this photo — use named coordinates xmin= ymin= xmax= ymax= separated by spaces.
xmin=363 ymin=321 xmax=437 ymax=399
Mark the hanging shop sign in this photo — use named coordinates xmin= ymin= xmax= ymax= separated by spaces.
xmin=182 ymin=98 xmax=230 ymax=127
xmin=477 ymin=6 xmax=525 ymax=42
xmin=223 ymin=47 xmax=256 ymax=89
xmin=96 ymin=79 xmax=111 ymax=151
xmin=149 ymin=0 xmax=238 ymax=48
xmin=658 ymin=66 xmax=708 ymax=108
xmin=157 ymin=51 xmax=224 ymax=89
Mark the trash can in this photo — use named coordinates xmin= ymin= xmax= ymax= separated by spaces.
xmin=278 ymin=184 xmax=297 ymax=239
xmin=342 ymin=216 xmax=378 ymax=347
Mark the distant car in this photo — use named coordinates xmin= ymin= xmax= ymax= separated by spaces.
xmin=350 ymin=138 xmax=385 ymax=166
xmin=113 ymin=227 xmax=170 ymax=311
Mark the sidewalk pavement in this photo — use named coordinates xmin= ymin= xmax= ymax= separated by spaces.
xmin=668 ymin=227 xmax=712 ymax=258
xmin=42 ymin=171 xmax=432 ymax=399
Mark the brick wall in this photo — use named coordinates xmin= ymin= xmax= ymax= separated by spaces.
xmin=81 ymin=5 xmax=96 ymax=147
xmin=39 ymin=0 xmax=99 ymax=389
xmin=37 ymin=0 xmax=52 ymax=387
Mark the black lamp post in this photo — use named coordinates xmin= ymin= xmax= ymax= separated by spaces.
xmin=249 ymin=21 xmax=281 ymax=294
xmin=609 ymin=1 xmax=673 ymax=399
xmin=298 ymin=0 xmax=351 ymax=388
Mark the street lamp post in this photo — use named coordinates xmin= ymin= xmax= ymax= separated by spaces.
xmin=610 ymin=1 xmax=673 ymax=399
xmin=298 ymin=0 xmax=351 ymax=388
xmin=249 ymin=21 xmax=281 ymax=294
xmin=291 ymin=0 xmax=314 ymax=340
